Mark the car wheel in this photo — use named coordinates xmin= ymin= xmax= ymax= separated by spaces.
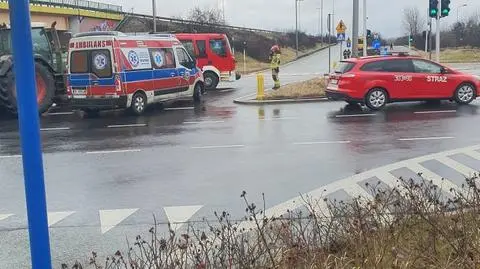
xmin=203 ymin=71 xmax=219 ymax=90
xmin=193 ymin=83 xmax=203 ymax=104
xmin=130 ymin=92 xmax=147 ymax=115
xmin=365 ymin=88 xmax=388 ymax=110
xmin=454 ymin=83 xmax=476 ymax=105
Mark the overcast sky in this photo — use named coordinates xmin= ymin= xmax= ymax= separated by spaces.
xmin=99 ymin=0 xmax=479 ymax=38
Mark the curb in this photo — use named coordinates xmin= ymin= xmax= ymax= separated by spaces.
xmin=233 ymin=96 xmax=329 ymax=105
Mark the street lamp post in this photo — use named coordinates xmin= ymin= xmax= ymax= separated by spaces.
xmin=295 ymin=0 xmax=304 ymax=58
xmin=362 ymin=0 xmax=367 ymax=57
xmin=152 ymin=0 xmax=157 ymax=33
xmin=457 ymin=4 xmax=467 ymax=23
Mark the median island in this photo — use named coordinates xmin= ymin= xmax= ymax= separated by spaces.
xmin=264 ymin=77 xmax=326 ymax=100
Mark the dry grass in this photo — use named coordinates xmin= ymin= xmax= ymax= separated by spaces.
xmin=65 ymin=173 xmax=480 ymax=269
xmin=264 ymin=77 xmax=326 ymax=100
xmin=235 ymin=43 xmax=326 ymax=74
xmin=415 ymin=47 xmax=480 ymax=63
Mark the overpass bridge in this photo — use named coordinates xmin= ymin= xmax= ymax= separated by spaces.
xmin=0 ymin=0 xmax=123 ymax=33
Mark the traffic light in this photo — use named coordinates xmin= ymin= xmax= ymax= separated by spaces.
xmin=441 ymin=0 xmax=451 ymax=17
xmin=429 ymin=0 xmax=438 ymax=18
xmin=409 ymin=35 xmax=414 ymax=42
xmin=367 ymin=29 xmax=372 ymax=38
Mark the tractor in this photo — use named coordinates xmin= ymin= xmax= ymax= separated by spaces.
xmin=0 ymin=22 xmax=69 ymax=115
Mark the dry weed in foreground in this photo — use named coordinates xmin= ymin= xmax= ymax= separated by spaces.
xmin=63 ymin=173 xmax=480 ymax=269
xmin=264 ymin=77 xmax=326 ymax=100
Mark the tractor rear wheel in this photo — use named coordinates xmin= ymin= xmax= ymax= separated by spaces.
xmin=0 ymin=61 xmax=55 ymax=115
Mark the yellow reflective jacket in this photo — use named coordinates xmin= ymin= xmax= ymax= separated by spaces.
xmin=270 ymin=53 xmax=281 ymax=69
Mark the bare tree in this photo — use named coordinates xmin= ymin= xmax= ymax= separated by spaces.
xmin=402 ymin=7 xmax=425 ymax=35
xmin=187 ymin=7 xmax=225 ymax=25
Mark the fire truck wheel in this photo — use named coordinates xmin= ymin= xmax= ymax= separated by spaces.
xmin=203 ymin=71 xmax=219 ymax=90
xmin=193 ymin=83 xmax=202 ymax=103
xmin=130 ymin=92 xmax=147 ymax=115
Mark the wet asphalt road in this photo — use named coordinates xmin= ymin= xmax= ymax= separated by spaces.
xmin=2 ymin=46 xmax=480 ymax=268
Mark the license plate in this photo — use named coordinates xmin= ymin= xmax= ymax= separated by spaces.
xmin=330 ymin=79 xmax=338 ymax=85
xmin=327 ymin=84 xmax=338 ymax=90
xmin=72 ymin=89 xmax=86 ymax=95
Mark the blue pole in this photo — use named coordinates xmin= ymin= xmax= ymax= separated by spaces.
xmin=8 ymin=1 xmax=52 ymax=268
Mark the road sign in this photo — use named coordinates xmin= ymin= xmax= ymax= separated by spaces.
xmin=337 ymin=33 xmax=346 ymax=41
xmin=9 ymin=0 xmax=52 ymax=268
xmin=346 ymin=37 xmax=351 ymax=48
xmin=372 ymin=39 xmax=381 ymax=50
xmin=336 ymin=20 xmax=347 ymax=33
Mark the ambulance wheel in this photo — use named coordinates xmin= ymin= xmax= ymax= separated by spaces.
xmin=203 ymin=71 xmax=218 ymax=90
xmin=454 ymin=83 xmax=476 ymax=105
xmin=130 ymin=92 xmax=147 ymax=115
xmin=365 ymin=88 xmax=388 ymax=110
xmin=193 ymin=83 xmax=202 ymax=103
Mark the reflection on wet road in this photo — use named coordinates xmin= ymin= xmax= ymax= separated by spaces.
xmin=2 ymin=46 xmax=480 ymax=267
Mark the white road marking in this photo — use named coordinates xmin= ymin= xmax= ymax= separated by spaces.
xmin=464 ymin=150 xmax=480 ymax=161
xmin=405 ymin=162 xmax=463 ymax=194
xmin=293 ymin=140 xmax=351 ymax=145
xmin=99 ymin=208 xmax=138 ymax=234
xmin=46 ymin=111 xmax=74 ymax=116
xmin=0 ymin=214 xmax=13 ymax=221
xmin=343 ymin=184 xmax=374 ymax=200
xmin=163 ymin=205 xmax=203 ymax=230
xmin=335 ymin=113 xmax=377 ymax=118
xmin=164 ymin=107 xmax=194 ymax=111
xmin=47 ymin=211 xmax=75 ymax=227
xmin=191 ymin=144 xmax=245 ymax=149
xmin=107 ymin=123 xmax=147 ymax=128
xmin=86 ymin=149 xmax=141 ymax=155
xmin=184 ymin=120 xmax=225 ymax=124
xmin=0 ymin=155 xmax=21 ymax=159
xmin=436 ymin=156 xmax=477 ymax=177
xmin=398 ymin=136 xmax=455 ymax=141
xmin=237 ymin=144 xmax=480 ymax=230
xmin=261 ymin=117 xmax=299 ymax=121
xmin=414 ymin=110 xmax=457 ymax=114
xmin=40 ymin=127 xmax=70 ymax=131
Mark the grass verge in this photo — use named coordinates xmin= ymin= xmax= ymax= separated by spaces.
xmin=415 ymin=47 xmax=480 ymax=63
xmin=264 ymin=77 xmax=326 ymax=100
xmin=63 ymin=173 xmax=480 ymax=269
xmin=235 ymin=43 xmax=326 ymax=74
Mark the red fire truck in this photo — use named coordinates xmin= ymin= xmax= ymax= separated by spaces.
xmin=175 ymin=33 xmax=240 ymax=90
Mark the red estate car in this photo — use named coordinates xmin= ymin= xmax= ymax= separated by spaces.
xmin=326 ymin=54 xmax=480 ymax=110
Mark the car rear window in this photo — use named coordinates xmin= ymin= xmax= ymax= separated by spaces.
xmin=361 ymin=59 xmax=414 ymax=72
xmin=334 ymin=61 xmax=355 ymax=73
xmin=70 ymin=51 xmax=88 ymax=73
xmin=91 ymin=49 xmax=112 ymax=78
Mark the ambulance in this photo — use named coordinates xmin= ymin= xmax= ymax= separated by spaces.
xmin=67 ymin=31 xmax=204 ymax=115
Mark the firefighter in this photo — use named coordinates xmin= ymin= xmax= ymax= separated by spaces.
xmin=343 ymin=49 xmax=348 ymax=59
xmin=269 ymin=45 xmax=281 ymax=89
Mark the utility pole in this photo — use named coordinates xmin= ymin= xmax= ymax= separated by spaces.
xmin=295 ymin=0 xmax=299 ymax=57
xmin=321 ymin=0 xmax=324 ymax=42
xmin=352 ymin=0 xmax=359 ymax=57
xmin=362 ymin=0 xmax=367 ymax=57
xmin=429 ymin=17 xmax=433 ymax=60
xmin=425 ymin=8 xmax=429 ymax=56
xmin=328 ymin=13 xmax=332 ymax=72
xmin=152 ymin=0 xmax=157 ymax=33
xmin=436 ymin=0 xmax=440 ymax=62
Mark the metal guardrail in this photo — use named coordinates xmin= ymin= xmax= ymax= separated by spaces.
xmin=0 ymin=0 xmax=122 ymax=13
xmin=122 ymin=13 xmax=283 ymax=35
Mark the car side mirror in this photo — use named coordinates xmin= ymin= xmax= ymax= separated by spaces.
xmin=441 ymin=67 xmax=449 ymax=74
